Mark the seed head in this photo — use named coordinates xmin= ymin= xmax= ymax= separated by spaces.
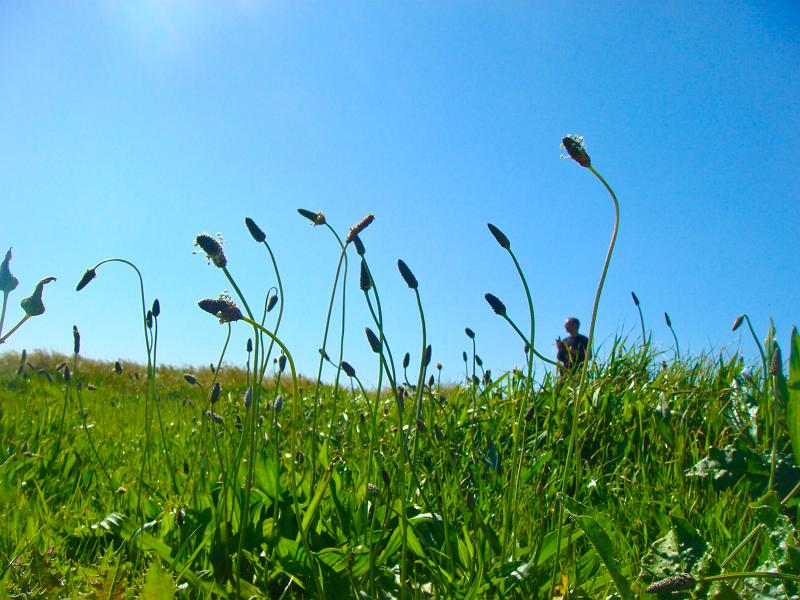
xmin=403 ymin=352 xmax=410 ymax=369
xmin=246 ymin=338 xmax=253 ymax=353
xmin=365 ymin=328 xmax=382 ymax=354
xmin=184 ymin=373 xmax=198 ymax=386
xmin=561 ymin=134 xmax=591 ymax=168
xmin=114 ymin=360 xmax=123 ymax=375
xmin=631 ymin=291 xmax=640 ymax=307
xmin=732 ymin=315 xmax=744 ymax=331
xmin=427 ymin=374 xmax=434 ymax=388
xmin=341 ymin=361 xmax=356 ymax=378
xmin=770 ymin=347 xmax=782 ymax=376
xmin=462 ymin=351 xmax=467 ymax=363
xmin=244 ymin=387 xmax=252 ymax=408
xmin=475 ymin=354 xmax=483 ymax=367
xmin=424 ymin=344 xmax=432 ymax=367
xmin=0 ymin=248 xmax=19 ymax=294
xmin=352 ymin=235 xmax=366 ymax=256
xmin=465 ymin=327 xmax=475 ymax=339
xmin=645 ymin=573 xmax=695 ymax=593
xmin=274 ymin=395 xmax=284 ymax=413
xmin=397 ymin=259 xmax=418 ymax=290
xmin=267 ymin=294 xmax=278 ymax=313
xmin=360 ymin=261 xmax=372 ymax=291
xmin=244 ymin=217 xmax=266 ymax=242
xmin=146 ymin=310 xmax=153 ymax=329
xmin=435 ymin=362 xmax=442 ymax=371
xmin=75 ymin=268 xmax=96 ymax=292
xmin=20 ymin=277 xmax=56 ymax=317
xmin=210 ymin=382 xmax=221 ymax=404
xmin=484 ymin=293 xmax=506 ymax=317
xmin=524 ymin=404 xmax=535 ymax=422
xmin=195 ymin=233 xmax=227 ymax=268
xmin=278 ymin=354 xmax=287 ymax=373
xmin=346 ymin=214 xmax=375 ymax=243
xmin=197 ymin=295 xmax=242 ymax=323
xmin=151 ymin=299 xmax=160 ymax=318
xmin=297 ymin=208 xmax=326 ymax=226
xmin=664 ymin=312 xmax=672 ymax=327
xmin=72 ymin=325 xmax=80 ymax=355
xmin=64 ymin=365 xmax=71 ymax=383
xmin=487 ymin=223 xmax=511 ymax=250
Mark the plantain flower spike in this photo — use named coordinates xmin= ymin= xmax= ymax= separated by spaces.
xmin=198 ymin=294 xmax=242 ymax=323
xmin=0 ymin=248 xmax=19 ymax=294
xmin=244 ymin=217 xmax=266 ymax=243
xmin=561 ymin=134 xmax=591 ymax=168
xmin=731 ymin=315 xmax=744 ymax=331
xmin=487 ymin=224 xmax=510 ymax=250
xmin=352 ymin=234 xmax=366 ymax=256
xmin=645 ymin=573 xmax=695 ymax=593
xmin=397 ymin=259 xmax=418 ymax=290
xmin=484 ymin=293 xmax=507 ymax=317
xmin=346 ymin=214 xmax=375 ymax=244
xmin=631 ymin=291 xmax=640 ymax=306
xmin=195 ymin=233 xmax=227 ymax=268
xmin=297 ymin=208 xmax=326 ymax=226
xmin=20 ymin=277 xmax=56 ymax=317
xmin=76 ymin=268 xmax=96 ymax=291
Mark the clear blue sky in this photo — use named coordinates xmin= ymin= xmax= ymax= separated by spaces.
xmin=1 ymin=2 xmax=798 ymax=385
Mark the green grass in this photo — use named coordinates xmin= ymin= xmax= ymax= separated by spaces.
xmin=1 ymin=339 xmax=798 ymax=598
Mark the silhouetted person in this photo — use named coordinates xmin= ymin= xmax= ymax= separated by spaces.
xmin=556 ymin=317 xmax=589 ymax=370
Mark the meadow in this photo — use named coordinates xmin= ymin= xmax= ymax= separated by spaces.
xmin=1 ymin=137 xmax=799 ymax=599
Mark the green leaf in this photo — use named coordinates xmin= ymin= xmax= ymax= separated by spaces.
xmin=559 ymin=494 xmax=633 ymax=600
xmin=640 ymin=516 xmax=719 ymax=594
xmin=741 ymin=503 xmax=800 ymax=598
xmin=787 ymin=327 xmax=800 ymax=464
xmin=142 ymin=561 xmax=174 ymax=600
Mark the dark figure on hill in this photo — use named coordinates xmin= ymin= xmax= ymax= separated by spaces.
xmin=556 ymin=317 xmax=589 ymax=371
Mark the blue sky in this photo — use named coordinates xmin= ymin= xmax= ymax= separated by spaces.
xmin=1 ymin=1 xmax=798 ymax=385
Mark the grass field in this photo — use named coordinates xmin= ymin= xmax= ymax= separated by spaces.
xmin=1 ymin=138 xmax=799 ymax=598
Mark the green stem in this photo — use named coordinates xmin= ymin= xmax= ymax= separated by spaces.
xmin=0 ymin=314 xmax=29 ymax=344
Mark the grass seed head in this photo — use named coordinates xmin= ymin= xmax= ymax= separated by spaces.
xmin=487 ymin=223 xmax=511 ymax=250
xmin=664 ymin=312 xmax=672 ymax=327
xmin=561 ymin=134 xmax=591 ymax=168
xmin=465 ymin=327 xmax=475 ymax=339
xmin=346 ymin=214 xmax=375 ymax=243
xmin=645 ymin=573 xmax=695 ymax=593
xmin=427 ymin=374 xmax=434 ymax=388
xmin=341 ymin=360 xmax=356 ymax=378
xmin=475 ymin=354 xmax=483 ymax=367
xmin=72 ymin=325 xmax=80 ymax=355
xmin=267 ymin=294 xmax=278 ymax=312
xmin=151 ymin=299 xmax=161 ymax=318
xmin=462 ymin=351 xmax=467 ymax=363
xmin=244 ymin=217 xmax=266 ymax=242
xmin=246 ymin=338 xmax=253 ymax=353
xmin=146 ymin=310 xmax=153 ymax=329
xmin=485 ymin=293 xmax=507 ymax=316
xmin=195 ymin=233 xmax=227 ymax=268
xmin=732 ymin=315 xmax=744 ymax=331
xmin=278 ymin=354 xmax=287 ymax=373
xmin=631 ymin=291 xmax=640 ymax=306
xmin=297 ymin=208 xmax=326 ymax=225
xmin=183 ymin=373 xmax=198 ymax=386
xmin=20 ymin=277 xmax=56 ymax=317
xmin=403 ymin=352 xmax=410 ymax=369
xmin=0 ymin=248 xmax=19 ymax=294
xmin=424 ymin=344 xmax=432 ymax=367
xmin=770 ymin=347 xmax=782 ymax=376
